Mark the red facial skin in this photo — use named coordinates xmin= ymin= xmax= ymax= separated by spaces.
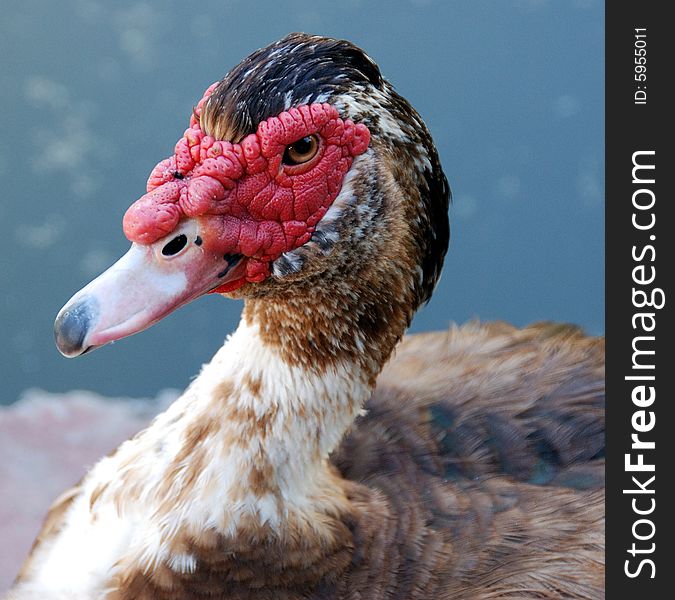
xmin=122 ymin=84 xmax=371 ymax=293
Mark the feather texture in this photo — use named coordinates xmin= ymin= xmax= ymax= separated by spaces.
xmin=10 ymin=322 xmax=604 ymax=599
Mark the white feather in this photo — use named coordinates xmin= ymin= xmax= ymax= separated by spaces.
xmin=21 ymin=319 xmax=370 ymax=596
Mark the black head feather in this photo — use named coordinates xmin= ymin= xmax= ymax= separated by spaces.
xmin=202 ymin=32 xmax=384 ymax=142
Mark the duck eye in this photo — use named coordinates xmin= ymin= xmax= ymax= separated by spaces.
xmin=282 ymin=135 xmax=319 ymax=166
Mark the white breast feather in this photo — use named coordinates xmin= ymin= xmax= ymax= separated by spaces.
xmin=17 ymin=319 xmax=369 ymax=598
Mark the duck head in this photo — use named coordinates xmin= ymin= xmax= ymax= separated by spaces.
xmin=55 ymin=33 xmax=449 ymax=358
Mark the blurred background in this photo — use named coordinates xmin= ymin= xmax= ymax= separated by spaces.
xmin=0 ymin=0 xmax=604 ymax=405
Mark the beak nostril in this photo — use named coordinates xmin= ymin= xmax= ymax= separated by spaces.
xmin=162 ymin=234 xmax=188 ymax=256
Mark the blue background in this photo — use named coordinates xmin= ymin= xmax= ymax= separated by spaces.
xmin=0 ymin=0 xmax=604 ymax=404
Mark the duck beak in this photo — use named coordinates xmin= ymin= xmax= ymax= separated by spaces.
xmin=54 ymin=219 xmax=245 ymax=357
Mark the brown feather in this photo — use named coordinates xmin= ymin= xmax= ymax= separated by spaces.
xmin=93 ymin=322 xmax=603 ymax=599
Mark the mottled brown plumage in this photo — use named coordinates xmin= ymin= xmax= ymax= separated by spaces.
xmin=13 ymin=323 xmax=604 ymax=599
xmin=8 ymin=33 xmax=604 ymax=599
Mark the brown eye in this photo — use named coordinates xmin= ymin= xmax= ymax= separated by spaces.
xmin=282 ymin=135 xmax=319 ymax=166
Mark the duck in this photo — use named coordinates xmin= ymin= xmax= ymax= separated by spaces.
xmin=7 ymin=33 xmax=604 ymax=599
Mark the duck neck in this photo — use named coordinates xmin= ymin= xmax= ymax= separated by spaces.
xmin=167 ymin=275 xmax=415 ymax=537
xmin=196 ymin=314 xmax=370 ymax=527
xmin=93 ymin=268 xmax=419 ymax=590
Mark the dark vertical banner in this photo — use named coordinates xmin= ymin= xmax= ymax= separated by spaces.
xmin=606 ymin=3 xmax=672 ymax=595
